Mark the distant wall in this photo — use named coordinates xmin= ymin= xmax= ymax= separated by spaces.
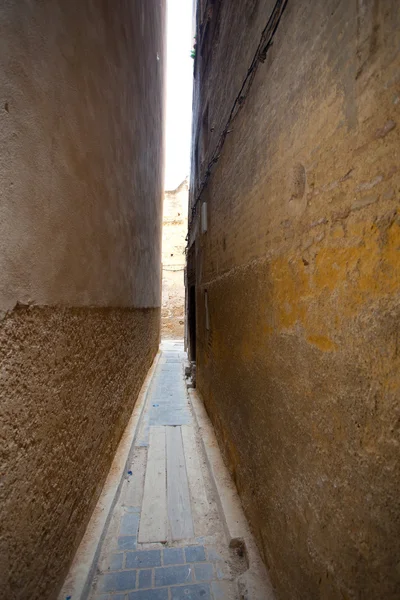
xmin=161 ymin=179 xmax=188 ymax=338
xmin=0 ymin=2 xmax=165 ymax=599
xmin=188 ymin=1 xmax=400 ymax=599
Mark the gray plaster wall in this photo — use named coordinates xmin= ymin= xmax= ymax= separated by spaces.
xmin=0 ymin=0 xmax=165 ymax=312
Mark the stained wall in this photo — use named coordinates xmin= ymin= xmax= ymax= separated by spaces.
xmin=188 ymin=1 xmax=400 ymax=598
xmin=0 ymin=1 xmax=165 ymax=598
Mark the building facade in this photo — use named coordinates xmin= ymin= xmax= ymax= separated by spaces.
xmin=187 ymin=1 xmax=400 ymax=599
xmin=161 ymin=179 xmax=188 ymax=339
xmin=0 ymin=2 xmax=165 ymax=599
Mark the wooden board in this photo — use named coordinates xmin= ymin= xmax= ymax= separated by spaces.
xmin=166 ymin=426 xmax=194 ymax=540
xmin=138 ymin=426 xmax=167 ymax=543
xmin=181 ymin=424 xmax=210 ymax=536
xmin=122 ymin=447 xmax=147 ymax=508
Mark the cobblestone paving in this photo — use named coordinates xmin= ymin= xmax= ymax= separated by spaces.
xmin=95 ymin=542 xmax=235 ymax=599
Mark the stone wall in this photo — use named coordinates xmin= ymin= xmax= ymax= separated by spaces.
xmin=188 ymin=1 xmax=400 ymax=599
xmin=161 ymin=179 xmax=188 ymax=338
xmin=0 ymin=1 xmax=165 ymax=599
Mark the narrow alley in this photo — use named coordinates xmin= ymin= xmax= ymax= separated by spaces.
xmin=1 ymin=2 xmax=399 ymax=600
xmin=61 ymin=341 xmax=272 ymax=600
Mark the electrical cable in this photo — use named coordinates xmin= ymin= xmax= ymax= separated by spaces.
xmin=187 ymin=0 xmax=288 ymax=241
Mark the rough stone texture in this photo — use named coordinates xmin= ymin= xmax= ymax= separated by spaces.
xmin=188 ymin=1 xmax=400 ymax=599
xmin=161 ymin=180 xmax=188 ymax=338
xmin=0 ymin=1 xmax=165 ymax=599
xmin=0 ymin=306 xmax=160 ymax=600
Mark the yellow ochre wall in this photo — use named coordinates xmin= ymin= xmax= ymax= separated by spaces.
xmin=189 ymin=1 xmax=400 ymax=598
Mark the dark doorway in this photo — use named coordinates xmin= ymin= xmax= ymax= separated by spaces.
xmin=188 ymin=285 xmax=196 ymax=361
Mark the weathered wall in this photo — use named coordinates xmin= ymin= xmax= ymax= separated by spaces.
xmin=189 ymin=1 xmax=400 ymax=599
xmin=0 ymin=1 xmax=165 ymax=599
xmin=161 ymin=179 xmax=188 ymax=338
xmin=0 ymin=307 xmax=159 ymax=600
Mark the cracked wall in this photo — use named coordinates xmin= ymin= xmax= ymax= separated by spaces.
xmin=0 ymin=1 xmax=165 ymax=599
xmin=188 ymin=1 xmax=400 ymax=598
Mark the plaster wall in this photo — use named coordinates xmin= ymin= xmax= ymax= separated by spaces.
xmin=161 ymin=179 xmax=188 ymax=338
xmin=0 ymin=0 xmax=164 ymax=312
xmin=189 ymin=1 xmax=400 ymax=599
xmin=0 ymin=1 xmax=165 ymax=599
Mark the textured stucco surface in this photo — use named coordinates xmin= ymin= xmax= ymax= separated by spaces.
xmin=0 ymin=1 xmax=165 ymax=599
xmin=189 ymin=1 xmax=400 ymax=599
xmin=0 ymin=307 xmax=160 ymax=600
xmin=162 ymin=179 xmax=188 ymax=338
xmin=0 ymin=0 xmax=165 ymax=311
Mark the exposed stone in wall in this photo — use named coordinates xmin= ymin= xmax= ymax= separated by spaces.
xmin=0 ymin=1 xmax=165 ymax=598
xmin=189 ymin=1 xmax=400 ymax=598
xmin=162 ymin=179 xmax=188 ymax=338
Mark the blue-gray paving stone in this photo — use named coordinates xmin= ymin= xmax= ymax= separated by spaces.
xmin=194 ymin=562 xmax=214 ymax=582
xmin=163 ymin=547 xmax=185 ymax=565
xmin=100 ymin=570 xmax=137 ymax=592
xmin=120 ymin=512 xmax=140 ymax=536
xmin=149 ymin=411 xmax=190 ymax=426
xmin=117 ymin=536 xmax=137 ymax=550
xmin=206 ymin=547 xmax=222 ymax=562
xmin=138 ymin=410 xmax=149 ymax=441
xmin=170 ymin=583 xmax=212 ymax=600
xmin=195 ymin=537 xmax=207 ymax=545
xmin=138 ymin=569 xmax=152 ymax=589
xmin=126 ymin=550 xmax=161 ymax=569
xmin=108 ymin=552 xmax=123 ymax=571
xmin=128 ymin=589 xmax=169 ymax=600
xmin=154 ymin=564 xmax=192 ymax=587
xmin=124 ymin=505 xmax=141 ymax=513
xmin=185 ymin=546 xmax=206 ymax=563
xmin=216 ymin=564 xmax=226 ymax=580
xmin=95 ymin=595 xmax=125 ymax=600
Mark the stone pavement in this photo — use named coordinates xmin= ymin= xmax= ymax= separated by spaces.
xmin=86 ymin=341 xmax=248 ymax=600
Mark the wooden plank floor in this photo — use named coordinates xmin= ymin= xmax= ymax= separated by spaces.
xmin=138 ymin=341 xmax=200 ymax=543
xmin=166 ymin=426 xmax=194 ymax=540
xmin=138 ymin=426 xmax=167 ymax=543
